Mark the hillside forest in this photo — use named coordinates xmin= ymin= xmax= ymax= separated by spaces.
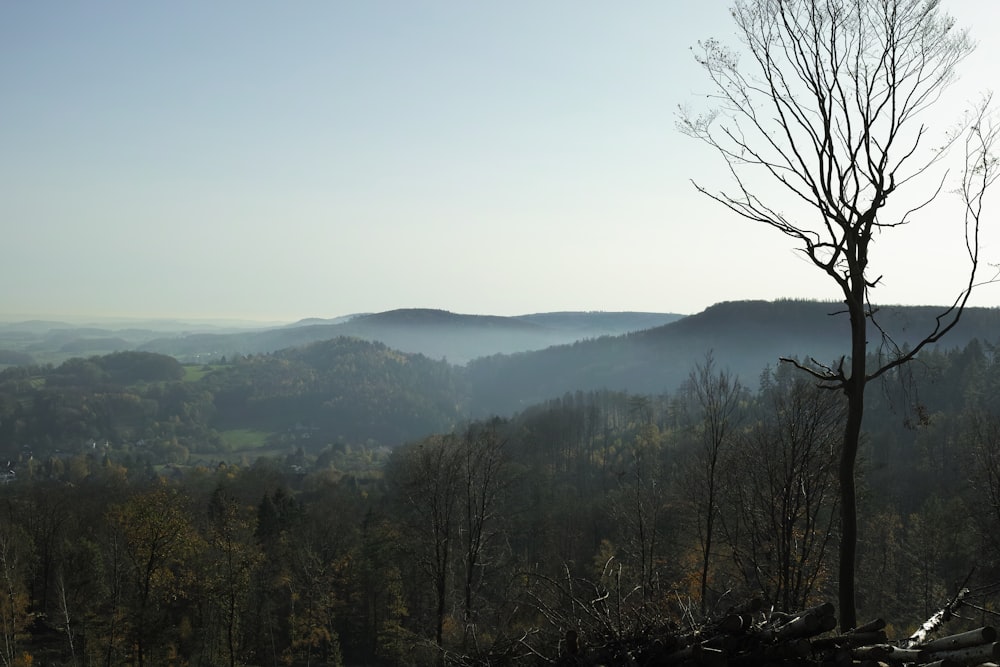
xmin=1 ymin=304 xmax=1000 ymax=665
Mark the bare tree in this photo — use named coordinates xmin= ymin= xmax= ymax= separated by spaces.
xmin=684 ymin=353 xmax=743 ymax=614
xmin=392 ymin=434 xmax=463 ymax=651
xmin=718 ymin=371 xmax=843 ymax=612
xmin=0 ymin=522 xmax=32 ymax=667
xmin=681 ymin=0 xmax=998 ymax=629
xmin=458 ymin=418 xmax=510 ymax=650
xmin=966 ymin=410 xmax=1000 ymax=557
xmin=610 ymin=422 xmax=669 ymax=600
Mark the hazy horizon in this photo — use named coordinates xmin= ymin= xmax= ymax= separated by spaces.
xmin=7 ymin=295 xmax=1000 ymax=331
xmin=4 ymin=1 xmax=1000 ymax=323
xmin=0 ymin=304 xmax=686 ymax=327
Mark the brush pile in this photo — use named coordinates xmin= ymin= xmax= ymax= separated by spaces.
xmin=555 ymin=590 xmax=999 ymax=667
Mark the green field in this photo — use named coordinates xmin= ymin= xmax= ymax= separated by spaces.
xmin=218 ymin=428 xmax=271 ymax=450
xmin=182 ymin=364 xmax=221 ymax=382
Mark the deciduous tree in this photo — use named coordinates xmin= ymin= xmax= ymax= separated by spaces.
xmin=108 ymin=485 xmax=202 ymax=667
xmin=718 ymin=372 xmax=842 ymax=611
xmin=0 ymin=521 xmax=32 ymax=667
xmin=683 ymin=353 xmax=743 ymax=613
xmin=203 ymin=487 xmax=262 ymax=667
xmin=389 ymin=434 xmax=463 ymax=651
xmin=610 ymin=420 xmax=670 ymax=601
xmin=682 ymin=0 xmax=998 ymax=628
xmin=457 ymin=418 xmax=511 ymax=649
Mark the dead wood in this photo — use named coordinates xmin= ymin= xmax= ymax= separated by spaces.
xmin=532 ymin=592 xmax=997 ymax=667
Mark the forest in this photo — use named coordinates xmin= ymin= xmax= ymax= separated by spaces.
xmin=4 ymin=0 xmax=998 ymax=661
xmin=1 ymin=330 xmax=1000 ymax=665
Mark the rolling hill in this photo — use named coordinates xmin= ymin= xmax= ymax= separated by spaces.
xmin=463 ymin=300 xmax=1000 ymax=414
xmin=134 ymin=308 xmax=686 ymax=363
xmin=3 ymin=299 xmax=998 ymax=451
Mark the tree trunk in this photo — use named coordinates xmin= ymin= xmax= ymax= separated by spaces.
xmin=839 ymin=291 xmax=868 ymax=632
xmin=701 ymin=478 xmax=716 ymax=614
xmin=839 ymin=389 xmax=862 ymax=632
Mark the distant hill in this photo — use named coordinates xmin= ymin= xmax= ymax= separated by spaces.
xmin=517 ymin=311 xmax=684 ymax=333
xmin=5 ymin=299 xmax=999 ymax=451
xmin=58 ymin=337 xmax=132 ymax=354
xmin=0 ymin=320 xmax=291 ymax=366
xmin=0 ymin=318 xmax=290 ymax=367
xmin=6 ymin=300 xmax=999 ymax=426
xmin=464 ymin=300 xmax=1000 ymax=415
xmin=137 ymin=309 xmax=686 ymax=363
xmin=0 ymin=319 xmax=76 ymax=332
xmin=191 ymin=337 xmax=464 ymax=445
xmin=285 ymin=314 xmax=361 ymax=327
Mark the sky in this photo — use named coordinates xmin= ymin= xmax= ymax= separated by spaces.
xmin=3 ymin=1 xmax=1000 ymax=323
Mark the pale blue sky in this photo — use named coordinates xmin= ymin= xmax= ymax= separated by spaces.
xmin=3 ymin=2 xmax=999 ymax=322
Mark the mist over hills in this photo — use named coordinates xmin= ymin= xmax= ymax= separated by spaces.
xmin=0 ymin=317 xmax=285 ymax=366
xmin=464 ymin=299 xmax=1000 ymax=414
xmin=131 ymin=309 xmax=687 ymax=364
xmin=0 ymin=308 xmax=683 ymax=368
xmin=3 ymin=299 xmax=1000 ymax=451
xmin=4 ymin=300 xmax=1000 ymax=413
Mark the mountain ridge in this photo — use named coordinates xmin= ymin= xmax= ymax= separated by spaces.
xmin=132 ymin=308 xmax=685 ymax=364
xmin=4 ymin=299 xmax=1000 ymax=449
xmin=462 ymin=299 xmax=1000 ymax=414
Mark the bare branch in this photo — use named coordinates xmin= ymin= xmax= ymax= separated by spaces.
xmin=682 ymin=0 xmax=995 ymax=632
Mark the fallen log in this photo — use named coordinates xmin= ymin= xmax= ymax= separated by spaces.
xmin=762 ymin=637 xmax=812 ymax=660
xmin=774 ymin=613 xmax=822 ymax=640
xmin=918 ymin=641 xmax=1000 ymax=665
xmin=905 ymin=588 xmax=971 ymax=648
xmin=851 ymin=644 xmax=924 ymax=662
xmin=918 ymin=627 xmax=997 ymax=653
xmin=853 ymin=619 xmax=887 ymax=634
xmin=920 ymin=659 xmax=964 ymax=667
xmin=550 ymin=595 xmax=996 ymax=667
xmin=812 ymin=630 xmax=888 ymax=650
